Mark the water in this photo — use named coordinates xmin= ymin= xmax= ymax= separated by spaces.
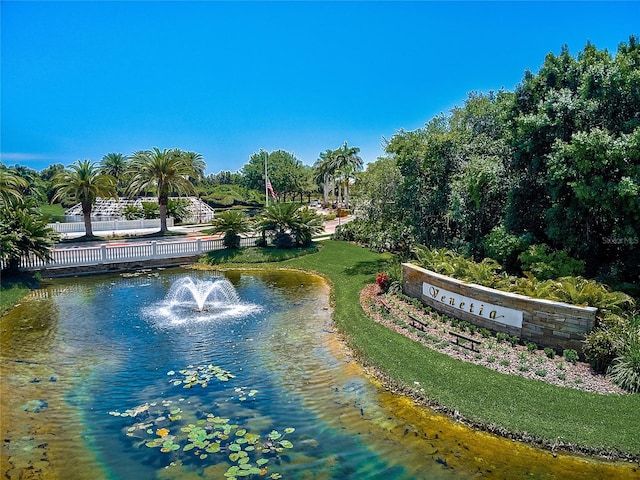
xmin=0 ymin=268 xmax=636 ymax=480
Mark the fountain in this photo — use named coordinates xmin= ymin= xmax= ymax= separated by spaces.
xmin=166 ymin=277 xmax=240 ymax=311
xmin=145 ymin=276 xmax=260 ymax=325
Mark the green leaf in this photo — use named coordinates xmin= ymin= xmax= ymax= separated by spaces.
xmin=206 ymin=443 xmax=221 ymax=453
xmin=224 ymin=466 xmax=239 ymax=477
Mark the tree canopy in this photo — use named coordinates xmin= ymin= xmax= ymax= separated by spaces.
xmin=341 ymin=36 xmax=639 ymax=285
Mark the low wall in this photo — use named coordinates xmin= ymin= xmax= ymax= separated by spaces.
xmin=402 ymin=263 xmax=597 ymax=352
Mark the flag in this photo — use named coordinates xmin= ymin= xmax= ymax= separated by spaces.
xmin=266 ymin=176 xmax=276 ymax=199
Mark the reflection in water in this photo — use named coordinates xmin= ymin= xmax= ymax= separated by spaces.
xmin=0 ymin=268 xmax=636 ymax=480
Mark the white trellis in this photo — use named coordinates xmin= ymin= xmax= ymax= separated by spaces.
xmin=64 ymin=196 xmax=215 ymax=224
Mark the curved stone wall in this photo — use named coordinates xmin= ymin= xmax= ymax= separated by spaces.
xmin=402 ymin=263 xmax=597 ymax=352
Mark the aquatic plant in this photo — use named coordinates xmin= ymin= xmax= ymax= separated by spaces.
xmin=109 ymin=364 xmax=297 ymax=478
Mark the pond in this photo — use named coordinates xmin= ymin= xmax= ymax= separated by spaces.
xmin=0 ymin=268 xmax=635 ymax=479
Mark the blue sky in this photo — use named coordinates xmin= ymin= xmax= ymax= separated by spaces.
xmin=1 ymin=1 xmax=638 ymax=175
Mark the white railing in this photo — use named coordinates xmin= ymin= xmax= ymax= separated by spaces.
xmin=47 ymin=218 xmax=174 ymax=234
xmin=13 ymin=236 xmax=261 ymax=271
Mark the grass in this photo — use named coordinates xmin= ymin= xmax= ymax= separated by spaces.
xmin=278 ymin=241 xmax=640 ymax=457
xmin=202 ymin=245 xmax=319 ymax=264
xmin=38 ymin=202 xmax=65 ymax=220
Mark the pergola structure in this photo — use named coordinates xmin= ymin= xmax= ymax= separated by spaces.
xmin=65 ymin=196 xmax=216 ymax=224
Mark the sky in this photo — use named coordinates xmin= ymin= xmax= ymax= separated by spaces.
xmin=1 ymin=1 xmax=638 ymax=175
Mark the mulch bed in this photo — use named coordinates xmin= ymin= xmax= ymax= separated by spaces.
xmin=360 ymin=284 xmax=626 ymax=395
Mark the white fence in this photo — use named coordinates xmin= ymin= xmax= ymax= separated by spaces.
xmin=14 ymin=236 xmax=260 ymax=271
xmin=48 ymin=218 xmax=174 ymax=234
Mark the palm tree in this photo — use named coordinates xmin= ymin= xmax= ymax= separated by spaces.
xmin=0 ymin=199 xmax=59 ymax=272
xmin=314 ymin=149 xmax=335 ymax=206
xmin=0 ymin=168 xmax=28 ymax=206
xmin=333 ymin=141 xmax=363 ymax=209
xmin=127 ymin=148 xmax=205 ymax=233
xmin=206 ymin=210 xmax=252 ymax=248
xmin=52 ymin=160 xmax=117 ymax=238
xmin=100 ymin=153 xmax=129 ymax=192
xmin=294 ymin=206 xmax=324 ymax=246
xmin=256 ymin=203 xmax=324 ymax=248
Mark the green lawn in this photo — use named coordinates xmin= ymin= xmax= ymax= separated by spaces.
xmin=38 ymin=202 xmax=66 ymax=220
xmin=278 ymin=241 xmax=640 ymax=457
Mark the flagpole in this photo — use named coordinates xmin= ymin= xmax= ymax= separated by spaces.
xmin=264 ymin=150 xmax=268 ymax=207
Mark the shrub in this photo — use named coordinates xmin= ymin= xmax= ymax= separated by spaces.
xmin=480 ymin=328 xmax=492 ymax=338
xmin=583 ymin=329 xmax=622 ymax=373
xmin=123 ymin=205 xmax=143 ymax=220
xmin=544 ymin=348 xmax=556 ymax=359
xmin=508 ymin=336 xmax=519 ymax=346
xmin=526 ymin=342 xmax=538 ymax=353
xmin=273 ymin=231 xmax=295 ymax=249
xmin=563 ymin=349 xmax=579 ymax=364
xmin=376 ymin=272 xmax=390 ymax=292
xmin=499 ymin=359 xmax=510 ymax=366
xmin=518 ymin=244 xmax=585 ymax=280
xmin=223 ymin=231 xmax=241 ymax=249
xmin=482 ymin=225 xmax=532 ymax=273
xmin=535 ymin=369 xmax=547 ymax=377
xmin=496 ymin=332 xmax=508 ymax=343
xmin=606 ymin=325 xmax=640 ymax=393
xmin=141 ymin=202 xmax=160 ymax=219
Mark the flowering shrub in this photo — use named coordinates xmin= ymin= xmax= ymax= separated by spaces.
xmin=376 ymin=272 xmax=390 ymax=292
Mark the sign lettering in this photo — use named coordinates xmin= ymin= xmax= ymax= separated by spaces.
xmin=422 ymin=282 xmax=523 ymax=328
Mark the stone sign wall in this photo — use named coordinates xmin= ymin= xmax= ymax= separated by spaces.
xmin=402 ymin=263 xmax=597 ymax=352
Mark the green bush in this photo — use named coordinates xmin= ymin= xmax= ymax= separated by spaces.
xmin=123 ymin=204 xmax=144 ymax=220
xmin=518 ymin=244 xmax=586 ymax=280
xmin=223 ymin=231 xmax=241 ymax=249
xmin=273 ymin=231 xmax=295 ymax=249
xmin=606 ymin=317 xmax=640 ymax=393
xmin=544 ymin=347 xmax=556 ymax=359
xmin=482 ymin=225 xmax=531 ymax=272
xmin=584 ymin=328 xmax=622 ymax=373
xmin=563 ymin=349 xmax=579 ymax=364
xmin=141 ymin=202 xmax=160 ymax=219
xmin=479 ymin=328 xmax=492 ymax=338
xmin=526 ymin=342 xmax=538 ymax=353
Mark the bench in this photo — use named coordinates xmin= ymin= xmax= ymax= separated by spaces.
xmin=408 ymin=313 xmax=428 ymax=331
xmin=449 ymin=331 xmax=481 ymax=352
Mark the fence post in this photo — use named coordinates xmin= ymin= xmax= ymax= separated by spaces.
xmin=152 ymin=241 xmax=157 ymax=258
xmin=101 ymin=244 xmax=107 ymax=263
xmin=197 ymin=238 xmax=202 ymax=254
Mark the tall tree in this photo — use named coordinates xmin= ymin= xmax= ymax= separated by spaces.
xmin=100 ymin=153 xmax=129 ymax=192
xmin=52 ymin=160 xmax=117 ymax=238
xmin=127 ymin=148 xmax=205 ymax=233
xmin=332 ymin=141 xmax=363 ymax=208
xmin=314 ymin=149 xmax=335 ymax=206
